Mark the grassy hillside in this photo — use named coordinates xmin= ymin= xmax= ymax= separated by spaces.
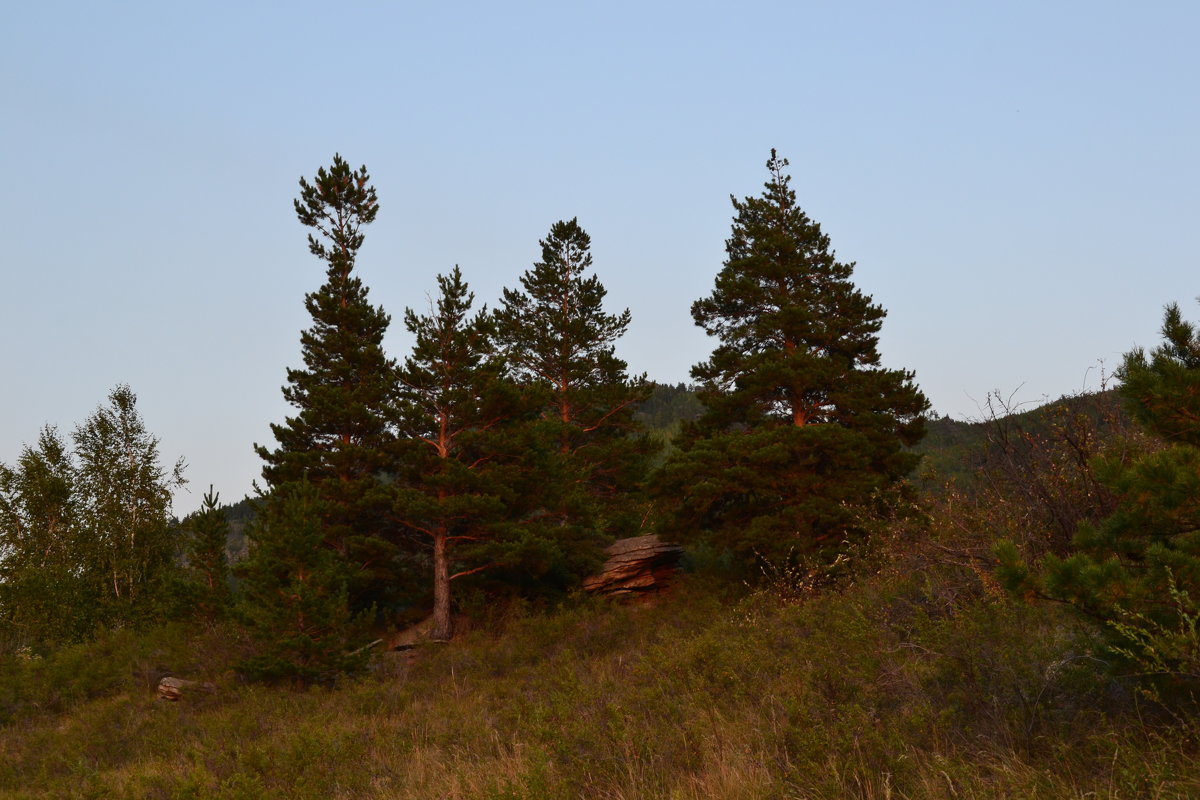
xmin=4 ymin=387 xmax=1193 ymax=798
xmin=2 ymin=549 xmax=1197 ymax=799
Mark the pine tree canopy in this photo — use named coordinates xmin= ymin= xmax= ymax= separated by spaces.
xmin=690 ymin=150 xmax=926 ymax=435
xmin=235 ymin=481 xmax=362 ymax=685
xmin=496 ymin=218 xmax=644 ymax=434
xmin=656 ymin=151 xmax=928 ymax=565
xmin=1118 ymin=302 xmax=1200 ymax=447
xmin=495 ymin=218 xmax=656 ymax=545
xmin=182 ymin=485 xmax=232 ymax=622
xmin=254 ymin=155 xmax=398 ymax=605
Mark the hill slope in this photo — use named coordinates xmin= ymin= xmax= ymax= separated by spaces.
xmin=1 ymin=560 xmax=1195 ymax=799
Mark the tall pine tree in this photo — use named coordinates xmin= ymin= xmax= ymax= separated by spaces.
xmin=391 ymin=268 xmax=528 ymax=639
xmin=254 ymin=155 xmax=397 ymax=608
xmin=495 ymin=219 xmax=655 ymax=554
xmin=655 ymin=151 xmax=928 ymax=566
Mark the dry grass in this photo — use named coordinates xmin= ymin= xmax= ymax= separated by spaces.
xmin=2 ymin=569 xmax=1199 ymax=799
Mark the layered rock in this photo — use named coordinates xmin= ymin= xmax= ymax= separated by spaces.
xmin=582 ymin=534 xmax=684 ymax=598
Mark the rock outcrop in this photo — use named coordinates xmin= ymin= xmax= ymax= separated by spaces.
xmin=582 ymin=534 xmax=684 ymax=598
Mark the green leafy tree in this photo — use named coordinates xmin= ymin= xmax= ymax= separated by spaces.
xmin=72 ymin=385 xmax=186 ymax=621
xmin=236 ymin=482 xmax=363 ymax=685
xmin=0 ymin=387 xmax=184 ymax=644
xmin=495 ymin=218 xmax=656 ymax=555
xmin=998 ymin=302 xmax=1200 ymax=682
xmin=0 ymin=427 xmax=92 ymax=646
xmin=254 ymin=154 xmax=398 ymax=609
xmin=655 ymin=150 xmax=928 ymax=566
xmin=180 ymin=486 xmax=232 ymax=625
xmin=391 ymin=268 xmax=529 ymax=639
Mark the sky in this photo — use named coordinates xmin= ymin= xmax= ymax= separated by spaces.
xmin=2 ymin=1 xmax=1197 ymax=511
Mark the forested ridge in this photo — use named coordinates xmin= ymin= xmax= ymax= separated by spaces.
xmin=4 ymin=152 xmax=1200 ymax=798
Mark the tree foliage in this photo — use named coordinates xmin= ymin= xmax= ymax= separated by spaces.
xmin=391 ymin=268 xmax=525 ymax=639
xmin=0 ymin=387 xmax=185 ymax=646
xmin=998 ymin=302 xmax=1200 ymax=683
xmin=495 ymin=218 xmax=655 ymax=550
xmin=73 ymin=385 xmax=187 ymax=611
xmin=180 ymin=485 xmax=232 ymax=625
xmin=254 ymin=154 xmax=398 ymax=608
xmin=656 ymin=151 xmax=928 ymax=566
xmin=236 ymin=482 xmax=363 ymax=685
xmin=0 ymin=427 xmax=91 ymax=645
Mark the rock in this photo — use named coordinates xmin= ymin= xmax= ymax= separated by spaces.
xmin=157 ymin=676 xmax=216 ymax=701
xmin=582 ymin=534 xmax=684 ymax=598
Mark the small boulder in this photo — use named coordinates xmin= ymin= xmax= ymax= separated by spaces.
xmin=157 ymin=676 xmax=216 ymax=701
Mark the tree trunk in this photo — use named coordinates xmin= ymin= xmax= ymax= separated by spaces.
xmin=430 ymin=528 xmax=452 ymax=641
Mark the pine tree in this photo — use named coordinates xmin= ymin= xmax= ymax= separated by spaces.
xmin=254 ymin=155 xmax=397 ymax=608
xmin=391 ymin=268 xmax=527 ymax=639
xmin=655 ymin=151 xmax=928 ymax=566
xmin=495 ymin=218 xmax=656 ymax=551
xmin=235 ymin=482 xmax=362 ymax=685
xmin=181 ymin=485 xmax=232 ymax=625
xmin=997 ymin=302 xmax=1200 ymax=682
xmin=1119 ymin=302 xmax=1200 ymax=446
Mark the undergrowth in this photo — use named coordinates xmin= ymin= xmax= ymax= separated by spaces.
xmin=2 ymin=559 xmax=1198 ymax=799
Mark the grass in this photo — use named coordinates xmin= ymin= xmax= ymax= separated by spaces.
xmin=3 ymin=552 xmax=1199 ymax=799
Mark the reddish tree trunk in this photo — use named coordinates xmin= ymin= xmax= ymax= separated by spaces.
xmin=431 ymin=527 xmax=452 ymax=641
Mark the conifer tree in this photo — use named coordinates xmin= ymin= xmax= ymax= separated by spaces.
xmin=391 ymin=268 xmax=529 ymax=639
xmin=495 ymin=218 xmax=655 ymax=551
xmin=254 ymin=155 xmax=397 ymax=608
xmin=655 ymin=151 xmax=928 ymax=566
xmin=998 ymin=302 xmax=1200 ymax=681
xmin=236 ymin=482 xmax=362 ymax=685
xmin=181 ymin=485 xmax=232 ymax=625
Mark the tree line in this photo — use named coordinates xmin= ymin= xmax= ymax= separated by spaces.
xmin=2 ymin=150 xmax=931 ymax=681
xmin=5 ymin=149 xmax=1200 ymax=699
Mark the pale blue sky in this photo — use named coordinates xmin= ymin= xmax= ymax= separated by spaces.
xmin=2 ymin=1 xmax=1197 ymax=509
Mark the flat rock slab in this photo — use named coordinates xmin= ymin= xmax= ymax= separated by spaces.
xmin=583 ymin=534 xmax=684 ymax=598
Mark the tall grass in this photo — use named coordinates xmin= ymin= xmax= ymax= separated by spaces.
xmin=2 ymin=557 xmax=1198 ymax=799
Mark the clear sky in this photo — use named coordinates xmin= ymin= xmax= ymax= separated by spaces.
xmin=2 ymin=1 xmax=1197 ymax=511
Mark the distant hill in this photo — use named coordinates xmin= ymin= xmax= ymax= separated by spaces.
xmin=214 ymin=387 xmax=1130 ymax=548
xmin=220 ymin=495 xmax=258 ymax=562
xmin=912 ymin=389 xmax=1130 ymax=486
